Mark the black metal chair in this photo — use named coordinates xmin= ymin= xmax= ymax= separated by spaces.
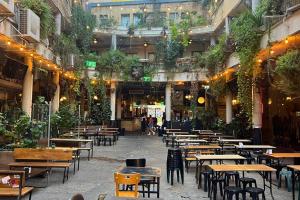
xmin=166 ymin=148 xmax=184 ymax=185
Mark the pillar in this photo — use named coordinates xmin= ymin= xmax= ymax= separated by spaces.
xmin=165 ymin=83 xmax=171 ymax=127
xmin=252 ymin=0 xmax=260 ymax=13
xmin=22 ymin=56 xmax=33 ymax=117
xmin=52 ymin=72 xmax=60 ymax=113
xmin=225 ymin=16 xmax=230 ymax=35
xmin=110 ymin=81 xmax=116 ymax=123
xmin=225 ymin=90 xmax=233 ymax=124
xmin=111 ymin=33 xmax=117 ymax=50
xmin=55 ymin=13 xmax=62 ymax=35
xmin=252 ymin=86 xmax=263 ymax=144
xmin=116 ymin=94 xmax=122 ymax=120
xmin=210 ymin=37 xmax=216 ymax=46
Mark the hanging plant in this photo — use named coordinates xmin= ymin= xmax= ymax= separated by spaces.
xmin=209 ymin=76 xmax=227 ymax=97
xmin=274 ymin=49 xmax=300 ymax=96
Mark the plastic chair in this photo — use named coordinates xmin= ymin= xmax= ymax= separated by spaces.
xmin=126 ymin=158 xmax=146 ymax=167
xmin=114 ymin=173 xmax=141 ymax=198
xmin=278 ymin=167 xmax=292 ymax=192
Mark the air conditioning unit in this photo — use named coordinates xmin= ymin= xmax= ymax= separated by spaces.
xmin=19 ymin=9 xmax=40 ymax=43
xmin=0 ymin=0 xmax=14 ymax=17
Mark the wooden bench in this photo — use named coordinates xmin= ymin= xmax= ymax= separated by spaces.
xmin=0 ymin=170 xmax=33 ymax=200
xmin=9 ymin=148 xmax=73 ymax=184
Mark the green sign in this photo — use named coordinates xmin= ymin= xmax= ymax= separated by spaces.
xmin=143 ymin=76 xmax=152 ymax=82
xmin=85 ymin=60 xmax=96 ymax=69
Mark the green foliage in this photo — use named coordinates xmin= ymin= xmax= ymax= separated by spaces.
xmin=98 ymin=16 xmax=117 ymax=29
xmin=275 ymin=50 xmax=300 ymax=96
xmin=230 ymin=8 xmax=264 ymax=119
xmin=20 ymin=0 xmax=55 ymax=39
xmin=96 ymin=50 xmax=126 ymax=74
xmin=198 ymin=108 xmax=217 ymax=130
xmin=90 ymin=81 xmax=111 ymax=125
xmin=195 ymin=34 xmax=227 ymax=76
xmin=13 ymin=115 xmax=31 ymax=142
xmin=209 ymin=76 xmax=227 ymax=97
xmin=155 ymin=40 xmax=183 ymax=69
xmin=51 ymin=104 xmax=78 ymax=134
xmin=70 ymin=5 xmax=96 ymax=53
xmin=226 ymin=112 xmax=251 ymax=138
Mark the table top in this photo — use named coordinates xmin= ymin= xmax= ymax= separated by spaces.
xmin=166 ymin=129 xmax=181 ymax=131
xmin=218 ymin=139 xmax=251 ymax=143
xmin=50 ymin=138 xmax=93 ymax=142
xmin=182 ymin=145 xmax=221 ymax=150
xmin=199 ymin=132 xmax=222 ymax=135
xmin=175 ymin=139 xmax=207 ymax=143
xmin=234 ymin=145 xmax=276 ymax=149
xmin=170 ymin=135 xmax=199 ymax=138
xmin=109 ymin=198 xmax=163 ymax=200
xmin=264 ymin=153 xmax=300 ymax=158
xmin=287 ymin=165 xmax=300 ymax=171
xmin=208 ymin=164 xmax=276 ymax=172
xmin=195 ymin=154 xmax=246 ymax=160
xmin=168 ymin=132 xmax=189 ymax=134
xmin=117 ymin=167 xmax=161 ymax=177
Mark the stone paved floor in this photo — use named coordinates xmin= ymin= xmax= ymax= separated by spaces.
xmin=26 ymin=135 xmax=293 ymax=200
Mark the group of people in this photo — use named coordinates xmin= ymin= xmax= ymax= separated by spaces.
xmin=141 ymin=115 xmax=158 ymax=135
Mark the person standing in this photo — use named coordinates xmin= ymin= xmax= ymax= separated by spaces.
xmin=141 ymin=115 xmax=147 ymax=134
xmin=148 ymin=115 xmax=155 ymax=135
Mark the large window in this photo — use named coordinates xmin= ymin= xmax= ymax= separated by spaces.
xmin=99 ymin=15 xmax=108 ymax=27
xmin=169 ymin=12 xmax=179 ymax=24
xmin=120 ymin=14 xmax=130 ymax=28
xmin=133 ymin=13 xmax=142 ymax=26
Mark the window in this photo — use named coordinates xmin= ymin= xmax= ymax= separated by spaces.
xmin=120 ymin=14 xmax=130 ymax=28
xmin=133 ymin=13 xmax=142 ymax=26
xmin=169 ymin=12 xmax=179 ymax=24
xmin=99 ymin=15 xmax=108 ymax=26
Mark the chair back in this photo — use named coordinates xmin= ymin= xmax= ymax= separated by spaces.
xmin=70 ymin=193 xmax=84 ymax=200
xmin=126 ymin=158 xmax=146 ymax=167
xmin=114 ymin=173 xmax=140 ymax=198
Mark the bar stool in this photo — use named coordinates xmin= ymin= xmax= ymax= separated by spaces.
xmin=239 ymin=177 xmax=257 ymax=189
xmin=225 ymin=171 xmax=240 ymax=186
xmin=223 ymin=186 xmax=244 ymax=200
xmin=210 ymin=176 xmax=225 ymax=197
xmin=245 ymin=187 xmax=266 ymax=200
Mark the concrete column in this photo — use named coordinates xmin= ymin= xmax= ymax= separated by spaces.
xmin=225 ymin=90 xmax=233 ymax=124
xmin=252 ymin=86 xmax=263 ymax=144
xmin=165 ymin=83 xmax=171 ymax=124
xmin=210 ymin=37 xmax=216 ymax=46
xmin=110 ymin=81 xmax=116 ymax=121
xmin=52 ymin=72 xmax=60 ymax=113
xmin=116 ymin=94 xmax=122 ymax=120
xmin=22 ymin=56 xmax=33 ymax=117
xmin=111 ymin=33 xmax=117 ymax=50
xmin=55 ymin=13 xmax=62 ymax=35
xmin=252 ymin=0 xmax=260 ymax=13
xmin=225 ymin=16 xmax=230 ymax=35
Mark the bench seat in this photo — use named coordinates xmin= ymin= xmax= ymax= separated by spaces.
xmin=0 ymin=187 xmax=33 ymax=197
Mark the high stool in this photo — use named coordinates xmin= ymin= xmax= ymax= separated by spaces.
xmin=225 ymin=172 xmax=240 ymax=186
xmin=223 ymin=186 xmax=244 ymax=200
xmin=245 ymin=187 xmax=266 ymax=200
xmin=210 ymin=176 xmax=225 ymax=197
xmin=167 ymin=148 xmax=184 ymax=185
xmin=239 ymin=177 xmax=257 ymax=189
xmin=200 ymin=170 xmax=213 ymax=192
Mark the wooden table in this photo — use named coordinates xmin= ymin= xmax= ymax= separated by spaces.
xmin=50 ymin=138 xmax=94 ymax=158
xmin=234 ymin=145 xmax=276 ymax=149
xmin=218 ymin=139 xmax=252 ymax=152
xmin=175 ymin=139 xmax=207 ymax=147
xmin=54 ymin=147 xmax=80 ymax=173
xmin=287 ymin=165 xmax=300 ymax=200
xmin=208 ymin=164 xmax=276 ymax=200
xmin=264 ymin=153 xmax=300 ymax=159
xmin=116 ymin=167 xmax=161 ymax=198
xmin=182 ymin=145 xmax=221 ymax=157
xmin=194 ymin=154 xmax=246 ymax=189
xmin=110 ymin=198 xmax=163 ymax=200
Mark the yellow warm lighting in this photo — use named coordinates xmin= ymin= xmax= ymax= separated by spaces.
xmin=286 ymin=96 xmax=292 ymax=101
xmin=7 ymin=41 xmax=11 ymax=45
xmin=285 ymin=38 xmax=289 ymax=44
xmin=198 ymin=97 xmax=205 ymax=104
xmin=268 ymin=98 xmax=272 ymax=105
xmin=20 ymin=47 xmax=24 ymax=51
xmin=93 ymin=95 xmax=98 ymax=100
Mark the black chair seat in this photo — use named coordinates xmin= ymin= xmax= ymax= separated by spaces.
xmin=224 ymin=186 xmax=243 ymax=192
xmin=245 ymin=187 xmax=264 ymax=193
xmin=240 ymin=177 xmax=256 ymax=182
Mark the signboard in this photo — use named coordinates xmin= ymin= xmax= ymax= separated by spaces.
xmin=143 ymin=76 xmax=152 ymax=82
xmin=85 ymin=60 xmax=96 ymax=69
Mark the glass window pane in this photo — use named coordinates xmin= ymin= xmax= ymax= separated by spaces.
xmin=121 ymin=14 xmax=130 ymax=28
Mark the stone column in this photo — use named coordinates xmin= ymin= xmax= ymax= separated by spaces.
xmin=111 ymin=33 xmax=117 ymax=50
xmin=52 ymin=72 xmax=60 ymax=113
xmin=110 ymin=81 xmax=116 ymax=123
xmin=225 ymin=90 xmax=233 ymax=124
xmin=210 ymin=37 xmax=216 ymax=46
xmin=225 ymin=16 xmax=230 ymax=35
xmin=165 ymin=83 xmax=171 ymax=127
xmin=252 ymin=86 xmax=263 ymax=144
xmin=55 ymin=13 xmax=62 ymax=35
xmin=22 ymin=56 xmax=33 ymax=117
